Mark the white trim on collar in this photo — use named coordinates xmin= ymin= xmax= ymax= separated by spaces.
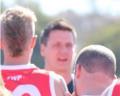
xmin=0 ymin=64 xmax=36 ymax=70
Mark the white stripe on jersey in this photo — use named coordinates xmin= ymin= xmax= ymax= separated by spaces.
xmin=101 ymin=79 xmax=118 ymax=96
xmin=49 ymin=72 xmax=56 ymax=96
xmin=0 ymin=64 xmax=36 ymax=70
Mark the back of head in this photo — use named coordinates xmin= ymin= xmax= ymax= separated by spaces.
xmin=40 ymin=18 xmax=76 ymax=45
xmin=75 ymin=45 xmax=116 ymax=78
xmin=0 ymin=6 xmax=37 ymax=57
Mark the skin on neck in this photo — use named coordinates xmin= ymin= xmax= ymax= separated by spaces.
xmin=3 ymin=48 xmax=33 ymax=65
xmin=75 ymin=67 xmax=114 ymax=95
xmin=4 ymin=55 xmax=30 ymax=65
xmin=45 ymin=64 xmax=72 ymax=84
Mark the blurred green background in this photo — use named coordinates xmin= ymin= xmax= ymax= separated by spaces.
xmin=0 ymin=0 xmax=120 ymax=77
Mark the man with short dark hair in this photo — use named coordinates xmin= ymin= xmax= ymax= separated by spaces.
xmin=74 ymin=45 xmax=120 ymax=96
xmin=0 ymin=6 xmax=68 ymax=96
xmin=40 ymin=19 xmax=77 ymax=93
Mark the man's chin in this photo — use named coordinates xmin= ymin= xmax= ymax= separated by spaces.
xmin=57 ymin=61 xmax=68 ymax=65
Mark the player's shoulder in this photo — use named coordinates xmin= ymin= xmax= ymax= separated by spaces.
xmin=113 ymin=78 xmax=120 ymax=89
xmin=33 ymin=68 xmax=62 ymax=80
xmin=113 ymin=78 xmax=120 ymax=88
xmin=49 ymin=71 xmax=62 ymax=80
xmin=49 ymin=72 xmax=68 ymax=95
xmin=112 ymin=79 xmax=120 ymax=96
xmin=116 ymin=78 xmax=120 ymax=84
xmin=33 ymin=68 xmax=49 ymax=74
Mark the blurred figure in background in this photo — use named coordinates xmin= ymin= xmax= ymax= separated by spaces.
xmin=40 ymin=19 xmax=77 ymax=93
xmin=74 ymin=45 xmax=120 ymax=96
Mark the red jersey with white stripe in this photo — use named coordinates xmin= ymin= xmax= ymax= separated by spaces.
xmin=101 ymin=79 xmax=120 ymax=96
xmin=112 ymin=79 xmax=120 ymax=96
xmin=1 ymin=64 xmax=56 ymax=96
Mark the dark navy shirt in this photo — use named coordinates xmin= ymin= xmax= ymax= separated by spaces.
xmin=67 ymin=79 xmax=74 ymax=93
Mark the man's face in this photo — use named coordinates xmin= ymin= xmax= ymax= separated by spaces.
xmin=41 ymin=30 xmax=75 ymax=71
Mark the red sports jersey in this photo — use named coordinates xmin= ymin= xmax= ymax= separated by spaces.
xmin=112 ymin=79 xmax=120 ymax=96
xmin=101 ymin=79 xmax=120 ymax=96
xmin=1 ymin=64 xmax=56 ymax=96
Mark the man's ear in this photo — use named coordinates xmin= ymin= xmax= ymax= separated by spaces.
xmin=75 ymin=64 xmax=81 ymax=79
xmin=0 ymin=41 xmax=2 ymax=49
xmin=0 ymin=39 xmax=4 ymax=50
xmin=40 ymin=43 xmax=46 ymax=57
xmin=31 ymin=35 xmax=37 ymax=49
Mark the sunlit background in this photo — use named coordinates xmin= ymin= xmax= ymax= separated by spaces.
xmin=39 ymin=0 xmax=120 ymax=16
xmin=0 ymin=0 xmax=120 ymax=76
xmin=1 ymin=0 xmax=120 ymax=16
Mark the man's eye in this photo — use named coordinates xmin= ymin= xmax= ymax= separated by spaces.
xmin=53 ymin=43 xmax=61 ymax=48
xmin=66 ymin=43 xmax=72 ymax=48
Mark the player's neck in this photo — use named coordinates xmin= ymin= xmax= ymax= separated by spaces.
xmin=45 ymin=66 xmax=72 ymax=84
xmin=58 ymin=70 xmax=72 ymax=84
xmin=78 ymin=74 xmax=113 ymax=95
xmin=4 ymin=53 xmax=31 ymax=65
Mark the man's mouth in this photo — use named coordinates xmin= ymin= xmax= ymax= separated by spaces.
xmin=58 ymin=58 xmax=67 ymax=62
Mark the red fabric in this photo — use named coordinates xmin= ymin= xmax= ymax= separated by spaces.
xmin=112 ymin=80 xmax=120 ymax=96
xmin=2 ymin=67 xmax=52 ymax=96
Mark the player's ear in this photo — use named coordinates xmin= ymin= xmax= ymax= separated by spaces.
xmin=75 ymin=64 xmax=81 ymax=79
xmin=40 ymin=43 xmax=46 ymax=57
xmin=31 ymin=35 xmax=37 ymax=49
xmin=0 ymin=41 xmax=2 ymax=49
xmin=0 ymin=38 xmax=4 ymax=50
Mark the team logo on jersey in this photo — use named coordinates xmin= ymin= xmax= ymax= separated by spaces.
xmin=12 ymin=84 xmax=41 ymax=96
xmin=7 ymin=75 xmax=22 ymax=81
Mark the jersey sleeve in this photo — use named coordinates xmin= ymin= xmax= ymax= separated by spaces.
xmin=49 ymin=71 xmax=69 ymax=95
